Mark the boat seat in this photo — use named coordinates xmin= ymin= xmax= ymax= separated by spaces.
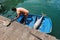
xmin=27 ymin=16 xmax=37 ymax=28
xmin=26 ymin=18 xmax=33 ymax=23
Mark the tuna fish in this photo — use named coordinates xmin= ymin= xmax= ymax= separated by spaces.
xmin=34 ymin=14 xmax=45 ymax=30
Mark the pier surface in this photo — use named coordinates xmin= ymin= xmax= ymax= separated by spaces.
xmin=0 ymin=15 xmax=57 ymax=40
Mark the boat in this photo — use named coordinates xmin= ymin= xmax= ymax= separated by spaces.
xmin=17 ymin=14 xmax=52 ymax=33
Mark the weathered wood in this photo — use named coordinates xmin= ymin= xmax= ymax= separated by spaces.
xmin=0 ymin=15 xmax=57 ymax=40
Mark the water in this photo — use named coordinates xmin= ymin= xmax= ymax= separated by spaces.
xmin=0 ymin=0 xmax=60 ymax=39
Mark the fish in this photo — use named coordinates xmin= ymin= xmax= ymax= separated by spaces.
xmin=34 ymin=14 xmax=45 ymax=30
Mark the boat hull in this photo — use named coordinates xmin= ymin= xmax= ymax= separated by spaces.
xmin=17 ymin=14 xmax=52 ymax=33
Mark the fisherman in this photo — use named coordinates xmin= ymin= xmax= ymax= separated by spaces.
xmin=12 ymin=7 xmax=29 ymax=24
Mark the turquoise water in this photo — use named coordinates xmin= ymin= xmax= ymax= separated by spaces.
xmin=0 ymin=0 xmax=60 ymax=39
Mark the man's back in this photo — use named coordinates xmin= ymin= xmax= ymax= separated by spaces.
xmin=16 ymin=7 xmax=29 ymax=13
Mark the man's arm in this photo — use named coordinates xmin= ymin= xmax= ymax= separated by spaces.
xmin=12 ymin=11 xmax=21 ymax=21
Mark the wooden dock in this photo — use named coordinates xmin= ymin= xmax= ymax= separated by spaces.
xmin=0 ymin=15 xmax=57 ymax=40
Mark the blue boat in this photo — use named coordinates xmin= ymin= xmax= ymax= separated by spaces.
xmin=17 ymin=14 xmax=52 ymax=33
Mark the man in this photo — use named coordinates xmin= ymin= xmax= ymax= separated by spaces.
xmin=12 ymin=7 xmax=29 ymax=24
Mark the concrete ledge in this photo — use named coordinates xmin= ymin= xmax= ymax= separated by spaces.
xmin=0 ymin=15 xmax=57 ymax=40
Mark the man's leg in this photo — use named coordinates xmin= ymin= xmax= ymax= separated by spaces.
xmin=23 ymin=13 xmax=28 ymax=24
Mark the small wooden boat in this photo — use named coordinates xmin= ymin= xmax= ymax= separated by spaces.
xmin=17 ymin=14 xmax=52 ymax=33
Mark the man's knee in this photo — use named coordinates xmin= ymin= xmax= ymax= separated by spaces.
xmin=24 ymin=13 xmax=28 ymax=17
